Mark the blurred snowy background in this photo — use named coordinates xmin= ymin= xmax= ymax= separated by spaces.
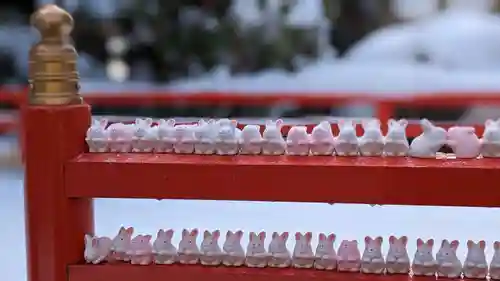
xmin=3 ymin=1 xmax=500 ymax=280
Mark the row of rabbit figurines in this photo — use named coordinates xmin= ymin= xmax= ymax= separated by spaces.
xmin=86 ymin=117 xmax=500 ymax=159
xmin=85 ymin=227 xmax=500 ymax=279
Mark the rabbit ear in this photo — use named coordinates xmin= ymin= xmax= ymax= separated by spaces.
xmin=388 ymin=119 xmax=396 ymax=126
xmin=212 ymin=230 xmax=220 ymax=239
xmin=275 ymin=119 xmax=283 ymax=127
xmin=417 ymin=238 xmax=424 ymax=247
xmin=319 ymin=233 xmax=326 ymax=241
xmin=157 ymin=229 xmax=164 ymax=237
xmin=145 ymin=118 xmax=153 ymax=126
xmin=427 ymin=239 xmax=434 ymax=247
xmin=420 ymin=119 xmax=433 ymax=131
xmin=235 ymin=230 xmax=243 ymax=239
xmin=399 ymin=119 xmax=408 ymax=127
xmin=166 ymin=119 xmax=176 ymax=126
xmin=204 ymin=230 xmax=211 ymax=239
xmin=85 ymin=234 xmax=93 ymax=245
xmin=486 ymin=119 xmax=494 ymax=126
xmin=328 ymin=234 xmax=336 ymax=242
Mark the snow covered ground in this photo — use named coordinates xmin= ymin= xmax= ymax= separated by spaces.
xmin=3 ymin=165 xmax=500 ymax=281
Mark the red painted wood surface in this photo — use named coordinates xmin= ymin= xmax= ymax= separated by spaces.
xmin=65 ymin=153 xmax=500 ymax=207
xmin=24 ymin=105 xmax=94 ymax=281
xmin=68 ymin=264 xmax=429 ymax=281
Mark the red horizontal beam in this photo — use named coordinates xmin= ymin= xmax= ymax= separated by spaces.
xmin=68 ymin=264 xmax=423 ymax=281
xmin=65 ymin=154 xmax=500 ymax=207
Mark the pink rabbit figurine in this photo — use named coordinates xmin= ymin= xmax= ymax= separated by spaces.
xmin=409 ymin=119 xmax=447 ymax=158
xmin=447 ymin=126 xmax=481 ymax=159
xmin=108 ymin=122 xmax=135 ymax=153
xmin=127 ymin=234 xmax=153 ymax=265
xmin=174 ymin=124 xmax=197 ymax=154
xmin=194 ymin=119 xmax=218 ymax=155
xmin=84 ymin=234 xmax=113 ymax=264
xmin=384 ymin=119 xmax=409 ymax=156
xmin=335 ymin=120 xmax=359 ymax=156
xmin=215 ymin=119 xmax=241 ymax=155
xmin=361 ymin=236 xmax=385 ymax=274
xmin=489 ymin=241 xmax=500 ymax=280
xmin=239 ymin=125 xmax=263 ymax=155
xmin=292 ymin=232 xmax=315 ymax=268
xmin=131 ymin=118 xmax=157 ymax=153
xmin=481 ymin=119 xmax=500 ymax=158
xmin=359 ymin=119 xmax=384 ymax=156
xmin=222 ymin=230 xmax=245 ymax=267
xmin=245 ymin=231 xmax=269 ymax=268
xmin=157 ymin=119 xmax=176 ymax=153
xmin=386 ymin=236 xmax=410 ymax=274
xmin=153 ymin=229 xmax=177 ymax=265
xmin=178 ymin=228 xmax=200 ymax=264
xmin=314 ymin=233 xmax=337 ymax=270
xmin=86 ymin=118 xmax=110 ymax=152
xmin=286 ymin=126 xmax=310 ymax=156
xmin=463 ymin=240 xmax=488 ymax=279
xmin=262 ymin=119 xmax=286 ymax=155
xmin=200 ymin=230 xmax=223 ymax=266
xmin=310 ymin=121 xmax=335 ymax=156
xmin=436 ymin=239 xmax=462 ymax=278
xmin=111 ymin=226 xmax=134 ymax=262
xmin=412 ymin=238 xmax=437 ymax=276
xmin=268 ymin=232 xmax=291 ymax=268
xmin=337 ymin=240 xmax=361 ymax=272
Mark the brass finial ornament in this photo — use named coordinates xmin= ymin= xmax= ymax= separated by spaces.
xmin=28 ymin=4 xmax=82 ymax=105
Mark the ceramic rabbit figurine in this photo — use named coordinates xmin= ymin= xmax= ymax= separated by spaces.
xmin=386 ymin=236 xmax=410 ymax=274
xmin=481 ymin=119 xmax=500 ymax=158
xmin=268 ymin=232 xmax=291 ymax=268
xmin=436 ymin=239 xmax=462 ymax=278
xmin=245 ymin=231 xmax=269 ymax=268
xmin=200 ymin=230 xmax=224 ymax=266
xmin=127 ymin=234 xmax=153 ymax=265
xmin=194 ymin=119 xmax=218 ymax=155
xmin=447 ymin=126 xmax=481 ymax=159
xmin=314 ymin=233 xmax=337 ymax=270
xmin=153 ymin=229 xmax=177 ymax=264
xmin=157 ymin=119 xmax=176 ymax=153
xmin=84 ymin=234 xmax=113 ymax=264
xmin=108 ymin=122 xmax=135 ymax=153
xmin=215 ymin=119 xmax=241 ymax=155
xmin=86 ymin=118 xmax=110 ymax=152
xmin=131 ymin=118 xmax=158 ymax=153
xmin=335 ymin=120 xmax=359 ymax=156
xmin=239 ymin=125 xmax=263 ymax=155
xmin=489 ymin=241 xmax=500 ymax=280
xmin=409 ymin=119 xmax=447 ymax=158
xmin=174 ymin=124 xmax=197 ymax=154
xmin=359 ymin=119 xmax=384 ymax=156
xmin=384 ymin=119 xmax=409 ymax=156
xmin=222 ymin=230 xmax=245 ymax=267
xmin=310 ymin=121 xmax=335 ymax=156
xmin=361 ymin=236 xmax=385 ymax=274
xmin=463 ymin=240 xmax=488 ymax=279
xmin=178 ymin=228 xmax=200 ymax=264
xmin=111 ymin=226 xmax=134 ymax=262
xmin=262 ymin=119 xmax=286 ymax=155
xmin=337 ymin=240 xmax=361 ymax=272
xmin=286 ymin=126 xmax=310 ymax=156
xmin=412 ymin=238 xmax=437 ymax=276
xmin=292 ymin=232 xmax=315 ymax=268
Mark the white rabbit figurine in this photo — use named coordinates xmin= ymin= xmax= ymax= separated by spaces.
xmin=110 ymin=226 xmax=134 ymax=262
xmin=409 ymin=119 xmax=447 ymax=158
xmin=436 ymin=239 xmax=462 ymax=278
xmin=84 ymin=234 xmax=113 ymax=264
xmin=245 ymin=231 xmax=269 ymax=268
xmin=131 ymin=118 xmax=158 ymax=153
xmin=361 ymin=236 xmax=385 ymax=274
xmin=447 ymin=126 xmax=481 ymax=159
xmin=200 ymin=230 xmax=223 ymax=266
xmin=386 ymin=236 xmax=410 ymax=274
xmin=268 ymin=232 xmax=291 ymax=268
xmin=337 ymin=240 xmax=361 ymax=272
xmin=127 ymin=234 xmax=154 ymax=265
xmin=359 ymin=119 xmax=384 ymax=157
xmin=174 ymin=124 xmax=197 ymax=154
xmin=86 ymin=118 xmax=110 ymax=152
xmin=153 ymin=229 xmax=177 ymax=264
xmin=384 ymin=119 xmax=409 ymax=156
xmin=239 ymin=125 xmax=263 ymax=155
xmin=490 ymin=241 xmax=500 ymax=280
xmin=262 ymin=119 xmax=286 ymax=155
xmin=222 ymin=230 xmax=245 ymax=267
xmin=215 ymin=119 xmax=241 ymax=155
xmin=286 ymin=126 xmax=310 ymax=156
xmin=314 ymin=233 xmax=337 ymax=270
xmin=481 ymin=119 xmax=500 ymax=158
xmin=310 ymin=121 xmax=335 ymax=156
xmin=412 ymin=238 xmax=437 ymax=276
xmin=292 ymin=232 xmax=315 ymax=268
xmin=463 ymin=240 xmax=488 ymax=279
xmin=194 ymin=119 xmax=218 ymax=155
xmin=178 ymin=228 xmax=200 ymax=264
xmin=157 ymin=119 xmax=176 ymax=153
xmin=108 ymin=122 xmax=135 ymax=153
xmin=335 ymin=120 xmax=359 ymax=156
